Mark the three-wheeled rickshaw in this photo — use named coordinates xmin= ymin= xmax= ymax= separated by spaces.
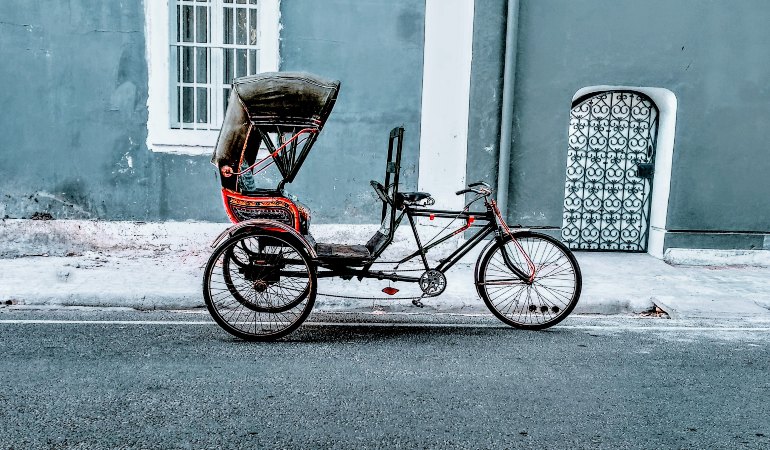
xmin=205 ymin=72 xmax=582 ymax=340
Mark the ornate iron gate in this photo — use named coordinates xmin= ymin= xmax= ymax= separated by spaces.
xmin=562 ymin=91 xmax=659 ymax=251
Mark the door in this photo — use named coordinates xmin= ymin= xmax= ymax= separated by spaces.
xmin=562 ymin=91 xmax=659 ymax=251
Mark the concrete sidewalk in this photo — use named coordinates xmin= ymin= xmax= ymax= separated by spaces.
xmin=2 ymin=246 xmax=769 ymax=320
xmin=2 ymin=218 xmax=770 ymax=319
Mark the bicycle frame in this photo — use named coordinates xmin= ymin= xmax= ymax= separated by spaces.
xmin=314 ymin=200 xmax=533 ymax=285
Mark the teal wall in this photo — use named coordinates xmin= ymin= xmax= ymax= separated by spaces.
xmin=465 ymin=0 xmax=507 ymax=194
xmin=0 ymin=1 xmax=177 ymax=220
xmin=468 ymin=0 xmax=770 ymax=248
xmin=279 ymin=0 xmax=425 ymax=222
xmin=4 ymin=0 xmax=768 ymax=249
xmin=0 ymin=0 xmax=425 ymax=223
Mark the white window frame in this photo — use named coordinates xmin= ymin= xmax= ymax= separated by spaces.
xmin=144 ymin=0 xmax=280 ymax=155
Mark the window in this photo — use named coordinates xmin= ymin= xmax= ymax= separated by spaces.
xmin=145 ymin=0 xmax=279 ymax=154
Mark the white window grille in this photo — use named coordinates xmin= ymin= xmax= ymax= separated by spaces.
xmin=145 ymin=0 xmax=279 ymax=154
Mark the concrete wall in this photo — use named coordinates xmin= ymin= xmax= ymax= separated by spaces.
xmin=0 ymin=0 xmax=424 ymax=224
xmin=279 ymin=0 xmax=425 ymax=223
xmin=0 ymin=0 xmax=191 ymax=221
xmin=465 ymin=0 xmax=507 ymax=190
xmin=468 ymin=0 xmax=770 ymax=247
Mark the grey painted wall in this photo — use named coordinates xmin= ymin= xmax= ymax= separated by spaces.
xmin=279 ymin=0 xmax=425 ymax=223
xmin=0 ymin=0 xmax=425 ymax=224
xmin=468 ymin=0 xmax=770 ymax=237
xmin=0 ymin=1 xmax=225 ymax=221
xmin=465 ymin=0 xmax=507 ymax=192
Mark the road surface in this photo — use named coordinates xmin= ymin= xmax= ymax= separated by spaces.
xmin=1 ymin=308 xmax=768 ymax=448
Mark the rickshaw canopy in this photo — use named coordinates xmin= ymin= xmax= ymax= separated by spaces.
xmin=212 ymin=72 xmax=341 ymax=186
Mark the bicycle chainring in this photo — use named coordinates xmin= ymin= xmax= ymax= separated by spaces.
xmin=419 ymin=269 xmax=447 ymax=297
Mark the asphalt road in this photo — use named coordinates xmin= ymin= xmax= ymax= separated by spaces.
xmin=1 ymin=308 xmax=769 ymax=449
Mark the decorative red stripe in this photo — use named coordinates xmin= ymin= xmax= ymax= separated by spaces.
xmin=221 ymin=188 xmax=301 ymax=231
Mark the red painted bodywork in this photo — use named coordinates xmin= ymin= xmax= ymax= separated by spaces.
xmin=221 ymin=188 xmax=310 ymax=234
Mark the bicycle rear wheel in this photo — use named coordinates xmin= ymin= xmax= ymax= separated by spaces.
xmin=475 ymin=232 xmax=581 ymax=330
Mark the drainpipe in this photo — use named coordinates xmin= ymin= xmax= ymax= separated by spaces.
xmin=496 ymin=0 xmax=520 ymax=219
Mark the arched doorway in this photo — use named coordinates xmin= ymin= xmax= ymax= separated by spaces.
xmin=562 ymin=91 xmax=659 ymax=251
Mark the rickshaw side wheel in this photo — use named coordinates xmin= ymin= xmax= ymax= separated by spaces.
xmin=203 ymin=230 xmax=317 ymax=341
xmin=475 ymin=231 xmax=582 ymax=330
xmin=221 ymin=236 xmax=311 ymax=313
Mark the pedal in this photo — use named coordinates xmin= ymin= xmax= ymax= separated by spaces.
xmin=411 ymin=299 xmax=424 ymax=308
xmin=382 ymin=287 xmax=399 ymax=295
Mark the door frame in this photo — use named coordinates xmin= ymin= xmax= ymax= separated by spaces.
xmin=571 ymin=86 xmax=678 ymax=259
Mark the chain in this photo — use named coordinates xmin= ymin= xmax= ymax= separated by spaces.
xmin=316 ymin=291 xmax=426 ymax=301
xmin=315 ymin=266 xmax=427 ymax=301
xmin=375 ymin=267 xmax=425 ymax=272
xmin=316 ymin=267 xmax=439 ymax=303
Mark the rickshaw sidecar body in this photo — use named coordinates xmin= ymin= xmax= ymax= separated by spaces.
xmin=211 ymin=72 xmax=340 ymax=234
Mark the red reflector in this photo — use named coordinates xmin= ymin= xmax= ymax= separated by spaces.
xmin=429 ymin=214 xmax=435 ymax=221
xmin=382 ymin=287 xmax=399 ymax=295
xmin=468 ymin=216 xmax=475 ymax=225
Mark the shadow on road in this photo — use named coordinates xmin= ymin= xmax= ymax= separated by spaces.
xmin=216 ymin=323 xmax=571 ymax=345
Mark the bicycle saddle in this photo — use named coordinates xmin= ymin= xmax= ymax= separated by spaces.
xmin=395 ymin=191 xmax=433 ymax=205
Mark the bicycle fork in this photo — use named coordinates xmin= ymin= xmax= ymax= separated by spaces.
xmin=489 ymin=200 xmax=537 ymax=284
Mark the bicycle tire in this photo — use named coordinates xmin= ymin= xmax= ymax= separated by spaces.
xmin=203 ymin=231 xmax=316 ymax=341
xmin=475 ymin=231 xmax=581 ymax=330
xmin=221 ymin=238 xmax=310 ymax=313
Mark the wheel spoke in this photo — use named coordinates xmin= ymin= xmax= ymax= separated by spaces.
xmin=203 ymin=233 xmax=316 ymax=340
xmin=477 ymin=234 xmax=581 ymax=329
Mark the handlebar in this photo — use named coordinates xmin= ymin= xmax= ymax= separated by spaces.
xmin=455 ymin=181 xmax=492 ymax=196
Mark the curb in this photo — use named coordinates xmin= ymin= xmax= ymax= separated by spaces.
xmin=0 ymin=292 xmax=646 ymax=316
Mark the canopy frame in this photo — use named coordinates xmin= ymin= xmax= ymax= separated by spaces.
xmin=212 ymin=72 xmax=341 ymax=190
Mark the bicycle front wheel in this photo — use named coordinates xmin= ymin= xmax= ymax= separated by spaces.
xmin=475 ymin=232 xmax=581 ymax=330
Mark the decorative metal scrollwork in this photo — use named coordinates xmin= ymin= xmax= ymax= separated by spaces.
xmin=562 ymin=91 xmax=659 ymax=252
